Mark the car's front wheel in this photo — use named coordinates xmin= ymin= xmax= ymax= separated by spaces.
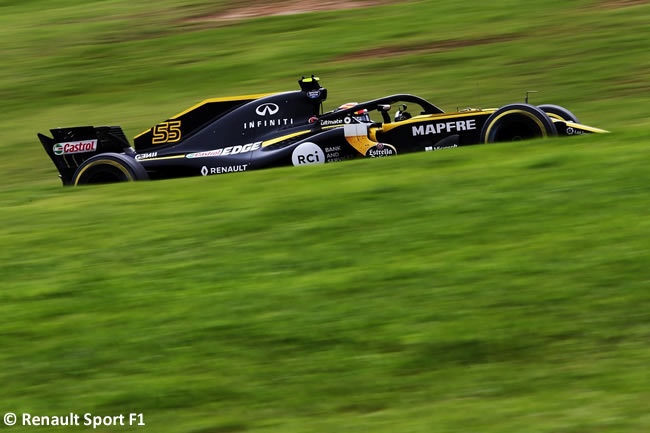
xmin=480 ymin=103 xmax=557 ymax=143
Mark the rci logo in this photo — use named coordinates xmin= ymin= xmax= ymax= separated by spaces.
xmin=255 ymin=103 xmax=280 ymax=117
xmin=292 ymin=142 xmax=324 ymax=166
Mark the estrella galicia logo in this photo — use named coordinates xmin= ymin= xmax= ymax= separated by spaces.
xmin=366 ymin=143 xmax=397 ymax=158
xmin=255 ymin=103 xmax=280 ymax=117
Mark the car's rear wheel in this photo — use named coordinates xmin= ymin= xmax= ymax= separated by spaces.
xmin=537 ymin=104 xmax=579 ymax=123
xmin=72 ymin=153 xmax=149 ymax=185
xmin=480 ymin=103 xmax=557 ymax=143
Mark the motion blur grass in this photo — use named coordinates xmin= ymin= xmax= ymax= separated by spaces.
xmin=1 ymin=0 xmax=650 ymax=432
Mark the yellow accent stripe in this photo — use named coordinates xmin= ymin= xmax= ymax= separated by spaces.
xmin=133 ymin=92 xmax=278 ymax=140
xmin=381 ymin=111 xmax=492 ymax=133
xmin=346 ymin=135 xmax=377 ymax=155
xmin=547 ymin=113 xmax=565 ymax=121
xmin=169 ymin=93 xmax=276 ymax=120
xmin=262 ymin=130 xmax=312 ymax=147
xmin=133 ymin=128 xmax=152 ymax=140
xmin=74 ymin=159 xmax=133 ymax=186
xmin=484 ymin=109 xmax=546 ymax=143
xmin=564 ymin=122 xmax=609 ymax=134
xmin=368 ymin=126 xmax=379 ymax=142
xmin=139 ymin=154 xmax=186 ymax=161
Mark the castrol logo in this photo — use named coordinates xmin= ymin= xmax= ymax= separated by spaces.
xmin=53 ymin=140 xmax=98 ymax=155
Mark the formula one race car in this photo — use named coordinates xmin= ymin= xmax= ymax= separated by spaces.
xmin=38 ymin=76 xmax=607 ymax=185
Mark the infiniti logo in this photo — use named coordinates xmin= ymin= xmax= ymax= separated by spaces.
xmin=255 ymin=103 xmax=280 ymax=117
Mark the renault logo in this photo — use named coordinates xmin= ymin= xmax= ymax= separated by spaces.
xmin=201 ymin=166 xmax=208 ymax=176
xmin=255 ymin=103 xmax=280 ymax=117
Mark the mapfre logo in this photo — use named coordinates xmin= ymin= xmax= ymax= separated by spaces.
xmin=255 ymin=103 xmax=279 ymax=117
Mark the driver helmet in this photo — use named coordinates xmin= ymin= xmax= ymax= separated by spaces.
xmin=335 ymin=102 xmax=371 ymax=123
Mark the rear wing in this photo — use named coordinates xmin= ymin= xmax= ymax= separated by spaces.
xmin=38 ymin=126 xmax=132 ymax=185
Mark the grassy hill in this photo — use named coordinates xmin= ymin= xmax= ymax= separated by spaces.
xmin=1 ymin=1 xmax=650 ymax=432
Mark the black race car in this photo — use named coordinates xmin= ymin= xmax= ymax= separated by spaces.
xmin=38 ymin=76 xmax=607 ymax=185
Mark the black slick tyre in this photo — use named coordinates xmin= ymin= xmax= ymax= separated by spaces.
xmin=480 ymin=103 xmax=557 ymax=144
xmin=537 ymin=104 xmax=579 ymax=123
xmin=72 ymin=153 xmax=149 ymax=185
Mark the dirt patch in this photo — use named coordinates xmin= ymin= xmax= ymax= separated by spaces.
xmin=335 ymin=35 xmax=519 ymax=61
xmin=186 ymin=0 xmax=396 ymax=23
xmin=600 ymin=0 xmax=649 ymax=7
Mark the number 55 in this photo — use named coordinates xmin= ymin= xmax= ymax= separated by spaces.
xmin=152 ymin=121 xmax=182 ymax=144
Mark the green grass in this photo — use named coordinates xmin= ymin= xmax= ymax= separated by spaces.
xmin=1 ymin=0 xmax=650 ymax=432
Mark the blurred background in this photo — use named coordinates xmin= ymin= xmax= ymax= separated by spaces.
xmin=1 ymin=1 xmax=649 ymax=432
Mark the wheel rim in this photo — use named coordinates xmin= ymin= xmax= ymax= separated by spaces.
xmin=84 ymin=167 xmax=130 ymax=184
xmin=492 ymin=115 xmax=544 ymax=142
xmin=75 ymin=159 xmax=134 ymax=185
